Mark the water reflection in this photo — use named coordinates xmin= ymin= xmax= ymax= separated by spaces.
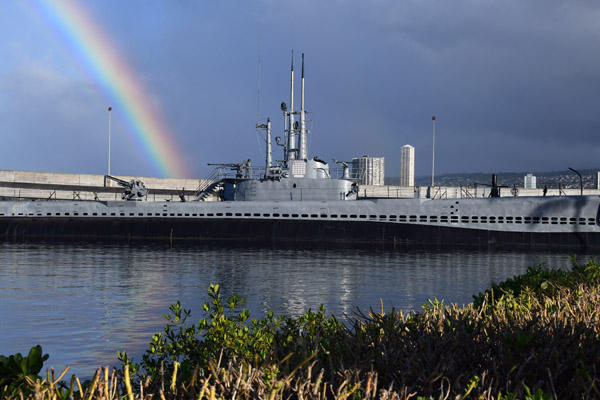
xmin=0 ymin=241 xmax=588 ymax=378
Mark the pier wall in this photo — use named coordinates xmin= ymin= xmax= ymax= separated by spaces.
xmin=0 ymin=170 xmax=207 ymax=202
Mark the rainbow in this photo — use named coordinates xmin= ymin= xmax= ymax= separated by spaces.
xmin=28 ymin=0 xmax=190 ymax=178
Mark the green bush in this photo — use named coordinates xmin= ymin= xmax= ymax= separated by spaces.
xmin=119 ymin=283 xmax=285 ymax=383
xmin=120 ymin=283 xmax=348 ymax=391
xmin=472 ymin=255 xmax=600 ymax=308
xmin=0 ymin=345 xmax=49 ymax=397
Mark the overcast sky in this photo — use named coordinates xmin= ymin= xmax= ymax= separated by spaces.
xmin=1 ymin=0 xmax=599 ymax=179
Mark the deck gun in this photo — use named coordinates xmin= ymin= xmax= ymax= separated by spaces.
xmin=104 ymin=175 xmax=148 ymax=200
xmin=207 ymin=159 xmax=253 ymax=179
xmin=333 ymin=160 xmax=351 ymax=179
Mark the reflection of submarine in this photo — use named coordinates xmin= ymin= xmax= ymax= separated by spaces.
xmin=1 ymin=54 xmax=600 ymax=250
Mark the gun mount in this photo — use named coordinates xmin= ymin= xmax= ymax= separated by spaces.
xmin=207 ymin=159 xmax=253 ymax=179
xmin=104 ymin=175 xmax=148 ymax=201
xmin=333 ymin=159 xmax=351 ymax=179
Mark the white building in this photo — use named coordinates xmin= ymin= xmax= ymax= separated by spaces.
xmin=351 ymin=156 xmax=385 ymax=186
xmin=400 ymin=145 xmax=415 ymax=187
xmin=524 ymin=174 xmax=537 ymax=189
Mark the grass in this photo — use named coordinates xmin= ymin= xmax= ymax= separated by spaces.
xmin=3 ymin=256 xmax=600 ymax=399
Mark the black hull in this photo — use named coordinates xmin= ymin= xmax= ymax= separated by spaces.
xmin=1 ymin=217 xmax=598 ymax=250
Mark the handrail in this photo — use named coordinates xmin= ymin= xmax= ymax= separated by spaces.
xmin=460 ymin=186 xmax=474 ymax=198
xmin=432 ymin=187 xmax=447 ymax=199
xmin=195 ymin=168 xmax=224 ymax=195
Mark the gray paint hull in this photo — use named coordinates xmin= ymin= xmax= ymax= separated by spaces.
xmin=1 ymin=196 xmax=600 ymax=249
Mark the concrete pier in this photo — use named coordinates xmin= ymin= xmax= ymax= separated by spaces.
xmin=0 ymin=170 xmax=207 ymax=202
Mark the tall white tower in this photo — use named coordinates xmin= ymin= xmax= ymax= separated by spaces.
xmin=400 ymin=145 xmax=415 ymax=187
xmin=524 ymin=174 xmax=537 ymax=189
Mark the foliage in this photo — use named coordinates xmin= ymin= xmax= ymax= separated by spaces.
xmin=472 ymin=255 xmax=600 ymax=308
xmin=119 ymin=283 xmax=285 ymax=385
xmin=276 ymin=304 xmax=345 ymax=367
xmin=0 ymin=345 xmax=49 ymax=397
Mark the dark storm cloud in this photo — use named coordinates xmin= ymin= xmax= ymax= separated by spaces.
xmin=1 ymin=0 xmax=599 ymax=177
xmin=376 ymin=1 xmax=600 ymax=140
xmin=299 ymin=0 xmax=600 ymax=174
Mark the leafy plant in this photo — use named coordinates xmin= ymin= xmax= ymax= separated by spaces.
xmin=473 ymin=257 xmax=600 ymax=309
xmin=0 ymin=345 xmax=49 ymax=397
xmin=522 ymin=382 xmax=552 ymax=400
xmin=122 ymin=284 xmax=284 ymax=385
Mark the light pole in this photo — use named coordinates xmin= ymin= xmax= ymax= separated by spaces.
xmin=569 ymin=167 xmax=583 ymax=195
xmin=108 ymin=106 xmax=112 ymax=177
xmin=431 ymin=115 xmax=436 ymax=187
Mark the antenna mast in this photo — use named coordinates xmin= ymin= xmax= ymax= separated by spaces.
xmin=287 ymin=50 xmax=296 ymax=161
xmin=256 ymin=31 xmax=261 ymax=126
xmin=298 ymin=53 xmax=308 ymax=160
xmin=254 ymin=32 xmax=273 ymax=178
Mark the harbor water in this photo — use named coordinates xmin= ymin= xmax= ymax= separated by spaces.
xmin=0 ymin=241 xmax=589 ymax=378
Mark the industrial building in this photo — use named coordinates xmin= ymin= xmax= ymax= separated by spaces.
xmin=351 ymin=156 xmax=385 ymax=186
xmin=400 ymin=145 xmax=415 ymax=187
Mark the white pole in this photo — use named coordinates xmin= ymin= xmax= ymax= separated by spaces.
xmin=431 ymin=115 xmax=436 ymax=187
xmin=299 ymin=53 xmax=307 ymax=160
xmin=108 ymin=106 xmax=112 ymax=176
xmin=288 ymin=51 xmax=296 ymax=161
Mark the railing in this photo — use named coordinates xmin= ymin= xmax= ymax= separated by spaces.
xmin=357 ymin=186 xmax=415 ymax=199
xmin=460 ymin=186 xmax=474 ymax=198
xmin=195 ymin=168 xmax=226 ymax=195
xmin=431 ymin=187 xmax=447 ymax=199
xmin=197 ymin=164 xmax=351 ymax=184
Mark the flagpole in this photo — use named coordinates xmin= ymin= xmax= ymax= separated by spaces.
xmin=108 ymin=106 xmax=112 ymax=177
xmin=431 ymin=115 xmax=436 ymax=187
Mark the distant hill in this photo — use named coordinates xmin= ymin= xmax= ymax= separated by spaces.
xmin=385 ymin=169 xmax=600 ymax=189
